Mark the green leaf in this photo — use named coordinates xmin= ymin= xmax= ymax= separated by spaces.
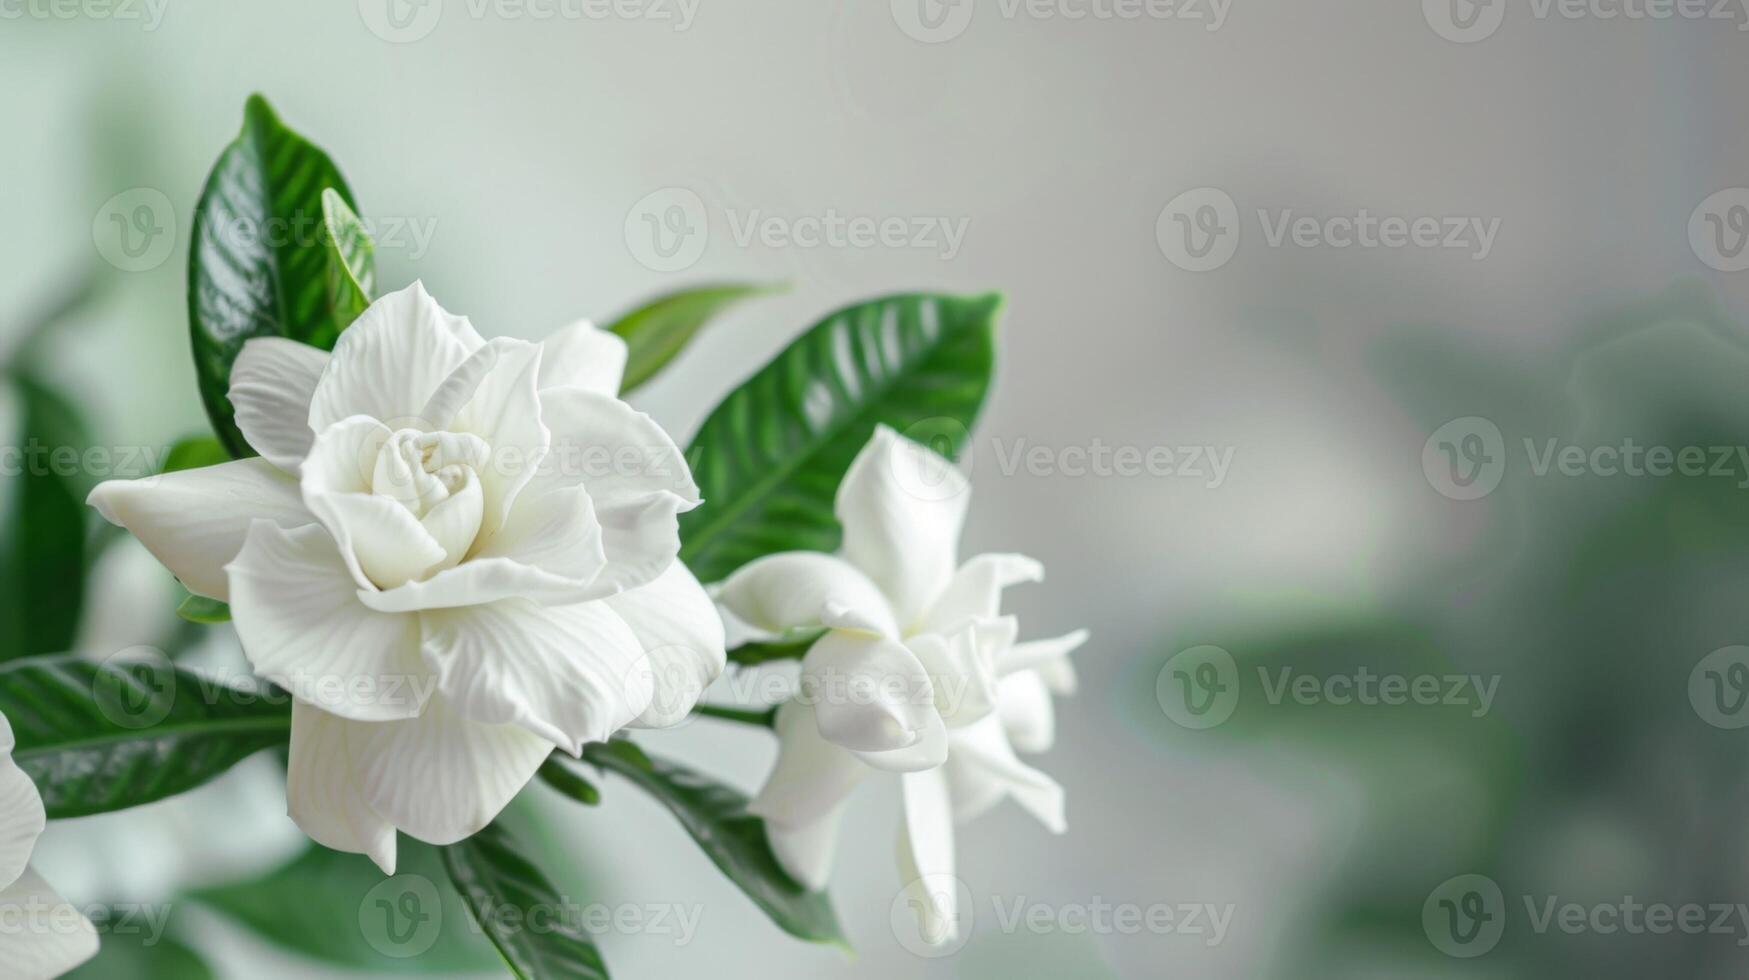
xmin=65 ymin=928 xmax=213 ymax=980
xmin=583 ymin=739 xmax=848 ymax=948
xmin=0 ymin=372 xmax=90 ymax=662
xmin=196 ymin=841 xmax=499 ymax=973
xmin=678 ymin=292 xmax=999 ymax=583
xmin=538 ymin=754 xmax=601 ymax=806
xmin=441 ymin=821 xmax=610 ymax=980
xmin=189 ymin=94 xmax=361 ymax=458
xmin=322 ymin=187 xmax=376 ymax=328
xmin=160 ymin=436 xmax=230 ymax=474
xmin=0 ymin=654 xmax=290 ymax=817
xmin=175 ymin=594 xmax=231 ymax=624
xmin=606 ymin=282 xmax=784 ymax=394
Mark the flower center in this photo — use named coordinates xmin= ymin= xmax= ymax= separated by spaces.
xmin=371 ymin=429 xmax=490 ymax=572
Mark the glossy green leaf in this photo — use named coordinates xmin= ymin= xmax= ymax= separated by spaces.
xmin=606 ymin=282 xmax=783 ymax=394
xmin=322 ymin=187 xmax=376 ymax=328
xmin=538 ymin=753 xmax=601 ymax=806
xmin=583 ymin=740 xmax=847 ymax=947
xmin=0 ymin=373 xmax=90 ymax=662
xmin=441 ymin=821 xmax=610 ymax=980
xmin=0 ymin=654 xmax=290 ymax=817
xmin=679 ymin=292 xmax=999 ymax=583
xmin=197 ymin=841 xmax=499 ymax=973
xmin=160 ymin=435 xmax=229 ymax=474
xmin=175 ymin=594 xmax=231 ymax=624
xmin=189 ymin=94 xmax=360 ymax=457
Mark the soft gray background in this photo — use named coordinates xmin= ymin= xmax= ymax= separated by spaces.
xmin=4 ymin=2 xmax=1748 ymax=977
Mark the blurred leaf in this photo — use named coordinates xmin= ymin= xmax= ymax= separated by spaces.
xmin=606 ymin=282 xmax=783 ymax=394
xmin=189 ymin=94 xmax=360 ymax=458
xmin=0 ymin=372 xmax=90 ymax=662
xmin=679 ymin=293 xmax=999 ymax=583
xmin=442 ymin=821 xmax=610 ymax=980
xmin=196 ymin=840 xmax=498 ymax=974
xmin=322 ymin=187 xmax=376 ymax=328
xmin=160 ymin=436 xmax=229 ymax=474
xmin=583 ymin=739 xmax=847 ymax=948
xmin=538 ymin=754 xmax=600 ymax=806
xmin=0 ymin=654 xmax=289 ymax=817
xmin=65 ymin=929 xmax=213 ymax=980
xmin=174 ymin=594 xmax=230 ymax=624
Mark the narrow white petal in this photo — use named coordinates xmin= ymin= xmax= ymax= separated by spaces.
xmin=605 ymin=561 xmax=727 ymax=728
xmin=716 ymin=552 xmax=897 ymax=637
xmin=898 ymin=767 xmax=958 ymax=943
xmin=539 ymin=319 xmax=627 ymax=395
xmin=354 ymin=697 xmax=553 ymax=847
xmin=308 ymin=281 xmax=478 ymax=432
xmin=229 ymin=336 xmax=331 ymax=472
xmin=228 ymin=522 xmax=429 ymax=722
xmin=918 ymin=552 xmax=1044 ymax=637
xmin=836 ymin=425 xmax=970 ymax=629
xmin=943 ymin=715 xmax=1066 ymax=831
xmin=996 ymin=671 xmax=1056 ymax=754
xmin=286 ymin=702 xmax=397 ymax=874
xmin=87 ymin=459 xmax=308 ymax=600
xmin=0 ymin=733 xmax=45 ymax=892
xmin=0 ymin=868 xmax=98 ymax=979
xmin=999 ymin=628 xmax=1088 ymax=678
xmin=802 ymin=631 xmax=941 ymax=755
xmin=749 ymin=702 xmax=869 ymax=829
xmin=420 ymin=600 xmax=652 ymax=753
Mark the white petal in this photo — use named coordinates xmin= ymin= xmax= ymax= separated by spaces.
xmin=301 ymin=417 xmax=446 ymax=590
xmin=474 ymin=484 xmax=606 ymax=586
xmin=897 ymin=767 xmax=958 ymax=944
xmin=420 ymin=470 xmax=484 ymax=572
xmin=308 ymin=281 xmax=478 ymax=432
xmin=1039 ymin=655 xmax=1079 ymax=697
xmin=358 ymin=556 xmax=608 ymax=614
xmin=425 ymin=339 xmax=551 ymax=541
xmin=604 ymin=562 xmax=727 ymax=728
xmin=420 ymin=600 xmax=652 ymax=754
xmin=0 ymin=868 xmax=98 ymax=979
xmin=996 ymin=671 xmax=1056 ymax=754
xmin=918 ymin=553 xmax=1044 ymax=637
xmin=228 ymin=521 xmax=429 ymax=722
xmin=716 ymin=552 xmax=897 ymax=637
xmin=535 ymin=386 xmax=698 ymax=506
xmin=749 ymin=701 xmax=868 ymax=829
xmin=765 ymin=802 xmax=850 ymax=892
xmin=999 ymin=629 xmax=1088 ymax=678
xmin=836 ymin=425 xmax=970 ymax=629
xmin=540 ymin=319 xmax=627 ymax=395
xmin=354 ymin=696 xmax=553 ymax=847
xmin=943 ymin=715 xmax=1066 ymax=832
xmin=853 ymin=710 xmax=949 ymax=773
xmin=590 ymin=490 xmax=691 ymax=597
xmin=907 ymin=625 xmax=998 ymax=728
xmin=229 ymin=337 xmax=331 ymax=473
xmin=285 ymin=701 xmax=397 ymax=874
xmin=0 ymin=722 xmax=44 ymax=893
xmin=802 ymin=632 xmax=940 ymax=756
xmin=87 ymin=459 xmax=309 ymax=600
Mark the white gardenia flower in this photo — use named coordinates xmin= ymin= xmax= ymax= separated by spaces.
xmin=715 ymin=425 xmax=1086 ymax=945
xmin=88 ymin=282 xmax=726 ymax=873
xmin=0 ymin=710 xmax=99 ymax=979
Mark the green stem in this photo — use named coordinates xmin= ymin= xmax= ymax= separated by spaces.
xmin=691 ymin=703 xmax=778 ymax=728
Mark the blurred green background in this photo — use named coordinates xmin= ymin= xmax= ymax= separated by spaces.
xmin=5 ymin=3 xmax=1749 ymax=978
